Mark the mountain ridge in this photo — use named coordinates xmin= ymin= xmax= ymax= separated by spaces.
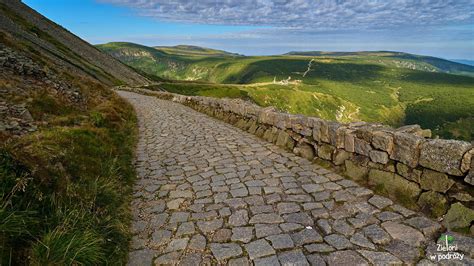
xmin=98 ymin=42 xmax=474 ymax=77
xmin=98 ymin=41 xmax=474 ymax=141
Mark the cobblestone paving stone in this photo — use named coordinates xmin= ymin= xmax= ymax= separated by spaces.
xmin=119 ymin=91 xmax=472 ymax=265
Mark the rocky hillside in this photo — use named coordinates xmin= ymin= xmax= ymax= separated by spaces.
xmin=0 ymin=0 xmax=148 ymax=86
xmin=0 ymin=0 xmax=149 ymax=137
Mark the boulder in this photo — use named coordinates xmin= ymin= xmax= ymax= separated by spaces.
xmin=312 ymin=118 xmax=324 ymax=142
xmin=255 ymin=126 xmax=266 ymax=138
xmin=390 ymin=133 xmax=423 ymax=168
xmin=354 ymin=138 xmax=372 ymax=156
xmin=461 ymin=150 xmax=473 ymax=175
xmin=368 ymin=169 xmax=421 ymax=203
xmin=293 ymin=143 xmax=315 ymax=161
xmin=276 ymin=130 xmax=295 ymax=150
xmin=263 ymin=128 xmax=277 ymax=143
xmin=372 ymin=131 xmax=394 ymax=153
xmin=248 ymin=123 xmax=258 ymax=134
xmin=344 ymin=130 xmax=356 ymax=152
xmin=333 ymin=149 xmax=351 ymax=165
xmin=317 ymin=120 xmax=330 ymax=143
xmin=417 ymin=191 xmax=448 ymax=217
xmin=395 ymin=124 xmax=422 ymax=134
xmin=368 ymin=161 xmax=396 ymax=173
xmin=353 ymin=125 xmax=375 ymax=142
xmin=465 ymin=171 xmax=474 ymax=186
xmin=419 ymin=139 xmax=472 ymax=176
xmin=274 ymin=113 xmax=291 ymax=129
xmin=395 ymin=163 xmax=421 ymax=183
xmin=443 ymin=203 xmax=474 ymax=230
xmin=369 ymin=150 xmax=389 ymax=164
xmin=381 ymin=221 xmax=425 ymax=247
xmin=258 ymin=107 xmax=277 ymax=125
xmin=328 ymin=122 xmax=345 ymax=148
xmin=317 ymin=144 xmax=334 ymax=161
xmin=419 ymin=169 xmax=454 ymax=193
xmin=289 ymin=115 xmax=312 ymax=136
xmin=344 ymin=160 xmax=368 ymax=181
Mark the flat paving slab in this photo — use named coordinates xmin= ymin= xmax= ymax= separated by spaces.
xmin=118 ymin=91 xmax=472 ymax=265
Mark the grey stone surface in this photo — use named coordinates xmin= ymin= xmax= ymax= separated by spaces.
xmin=211 ymin=243 xmax=243 ymax=261
xmin=119 ymin=91 xmax=454 ymax=265
xmin=176 ymin=222 xmax=195 ymax=236
xmin=282 ymin=212 xmax=314 ymax=226
xmin=188 ymin=234 xmax=206 ymax=251
xmin=278 ymin=250 xmax=309 ymax=266
xmin=229 ymin=210 xmax=249 ymax=227
xmin=254 ymin=255 xmax=281 ymax=266
xmin=381 ymin=221 xmax=425 ymax=247
xmin=332 ymin=220 xmax=355 ymax=236
xmin=368 ymin=195 xmax=393 ymax=209
xmin=267 ymin=234 xmax=295 ymax=249
xmin=197 ymin=219 xmax=224 ymax=233
xmin=405 ymin=216 xmax=442 ymax=237
xmin=127 ymin=249 xmax=155 ymax=266
xmin=358 ymin=250 xmax=403 ymax=265
xmin=324 ymin=234 xmax=353 ymax=250
xmin=250 ymin=213 xmax=284 ymax=224
xmin=306 ymin=254 xmax=326 ymax=266
xmin=232 ymin=226 xmax=254 ymax=243
xmin=212 ymin=228 xmax=232 ymax=243
xmin=292 ymin=228 xmax=323 ymax=246
xmin=165 ymin=238 xmax=189 ymax=252
xmin=256 ymin=224 xmax=282 ymax=238
xmin=154 ymin=251 xmax=181 ymax=265
xmin=277 ymin=202 xmax=301 ymax=214
xmin=151 ymin=230 xmax=172 ymax=246
xmin=363 ymin=224 xmax=391 ymax=245
xmin=327 ymin=250 xmax=368 ymax=266
xmin=229 ymin=257 xmax=251 ymax=266
xmin=350 ymin=232 xmax=375 ymax=250
xmin=245 ymin=239 xmax=276 ymax=260
xmin=305 ymin=243 xmax=334 ymax=253
xmin=384 ymin=240 xmax=421 ymax=264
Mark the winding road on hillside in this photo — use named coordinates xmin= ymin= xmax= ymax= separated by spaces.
xmin=118 ymin=90 xmax=472 ymax=266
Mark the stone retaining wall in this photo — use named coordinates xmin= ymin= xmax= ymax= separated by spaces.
xmin=124 ymin=87 xmax=474 ymax=225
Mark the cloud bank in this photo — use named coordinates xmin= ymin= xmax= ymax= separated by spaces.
xmin=99 ymin=0 xmax=474 ymax=30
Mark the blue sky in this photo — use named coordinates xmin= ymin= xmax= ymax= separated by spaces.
xmin=24 ymin=0 xmax=474 ymax=59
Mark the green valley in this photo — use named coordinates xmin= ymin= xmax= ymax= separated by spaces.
xmin=97 ymin=42 xmax=474 ymax=141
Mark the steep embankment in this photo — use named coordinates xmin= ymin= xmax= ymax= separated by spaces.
xmin=0 ymin=0 xmax=148 ymax=264
xmin=0 ymin=1 xmax=148 ymax=86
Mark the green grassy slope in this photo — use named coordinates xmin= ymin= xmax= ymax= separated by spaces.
xmin=155 ymin=45 xmax=242 ymax=57
xmin=286 ymin=51 xmax=474 ymax=77
xmin=99 ymin=42 xmax=474 ymax=140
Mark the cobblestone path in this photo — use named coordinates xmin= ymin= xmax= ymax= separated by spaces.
xmin=119 ymin=91 xmax=472 ymax=266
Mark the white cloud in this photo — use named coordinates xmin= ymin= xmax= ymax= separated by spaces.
xmin=98 ymin=0 xmax=474 ymax=30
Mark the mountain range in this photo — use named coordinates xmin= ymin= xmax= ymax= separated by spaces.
xmin=97 ymin=42 xmax=474 ymax=141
